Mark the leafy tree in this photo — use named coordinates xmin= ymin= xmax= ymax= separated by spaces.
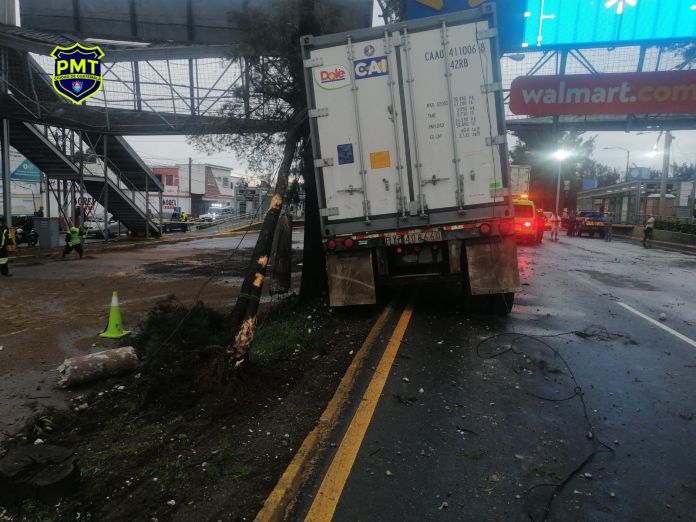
xmin=375 ymin=0 xmax=406 ymax=23
xmin=509 ymin=129 xmax=594 ymax=211
xmin=671 ymin=162 xmax=696 ymax=181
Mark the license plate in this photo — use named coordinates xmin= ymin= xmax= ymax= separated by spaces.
xmin=586 ymin=221 xmax=603 ymax=226
xmin=384 ymin=230 xmax=442 ymax=246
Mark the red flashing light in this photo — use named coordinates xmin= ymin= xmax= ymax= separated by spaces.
xmin=479 ymin=223 xmax=492 ymax=235
xmin=327 ymin=239 xmax=337 ymax=250
xmin=343 ymin=238 xmax=354 ymax=249
xmin=395 ymin=247 xmax=404 ymax=255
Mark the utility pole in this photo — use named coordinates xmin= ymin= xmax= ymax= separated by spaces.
xmin=188 ymin=157 xmax=192 ymax=215
xmin=658 ymin=131 xmax=673 ymax=218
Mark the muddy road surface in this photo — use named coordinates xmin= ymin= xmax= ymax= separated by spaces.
xmin=0 ymin=232 xmax=303 ymax=439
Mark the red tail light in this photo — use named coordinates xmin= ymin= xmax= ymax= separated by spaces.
xmin=327 ymin=239 xmax=337 ymax=250
xmin=524 ymin=221 xmax=532 ymax=228
xmin=343 ymin=238 xmax=354 ymax=249
xmin=395 ymin=247 xmax=404 ymax=255
xmin=479 ymin=223 xmax=492 ymax=235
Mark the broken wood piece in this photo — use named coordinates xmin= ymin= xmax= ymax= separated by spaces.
xmin=56 ymin=347 xmax=138 ymax=388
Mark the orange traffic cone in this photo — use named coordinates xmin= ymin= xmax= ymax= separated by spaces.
xmin=99 ymin=291 xmax=131 ymax=338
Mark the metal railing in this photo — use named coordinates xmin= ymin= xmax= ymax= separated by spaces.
xmin=37 ymin=124 xmax=162 ymax=231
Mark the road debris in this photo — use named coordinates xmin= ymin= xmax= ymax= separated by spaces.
xmin=57 ymin=347 xmax=138 ymax=388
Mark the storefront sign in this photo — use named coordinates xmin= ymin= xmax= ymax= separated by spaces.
xmin=510 ymin=70 xmax=696 ymax=116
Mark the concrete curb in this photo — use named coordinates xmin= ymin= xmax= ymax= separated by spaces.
xmin=614 ymin=233 xmax=696 ymax=253
xmin=254 ymin=299 xmax=398 ymax=522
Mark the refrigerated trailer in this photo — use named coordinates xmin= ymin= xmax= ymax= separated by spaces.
xmin=301 ymin=5 xmax=520 ymax=311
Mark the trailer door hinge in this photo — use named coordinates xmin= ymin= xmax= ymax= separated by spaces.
xmin=421 ymin=175 xmax=450 ymax=186
xmin=303 ymin=57 xmax=323 ymax=68
xmin=314 ymin=158 xmax=334 ymax=168
xmin=485 ymin=135 xmax=506 ymax=146
xmin=337 ymin=185 xmax=364 ymax=195
xmin=477 ymin=28 xmax=497 ymax=40
xmin=309 ymin=108 xmax=329 ymax=118
xmin=481 ymin=81 xmax=502 ymax=93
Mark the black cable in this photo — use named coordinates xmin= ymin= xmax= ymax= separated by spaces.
xmin=474 ymin=331 xmax=615 ymax=522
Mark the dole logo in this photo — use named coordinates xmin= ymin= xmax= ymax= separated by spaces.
xmin=315 ymin=65 xmax=350 ymax=90
xmin=354 ymin=56 xmax=388 ymax=80
xmin=320 ymin=68 xmax=346 ymax=83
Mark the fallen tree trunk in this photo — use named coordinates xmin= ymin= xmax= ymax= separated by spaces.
xmin=225 ymin=119 xmax=303 ymax=369
xmin=56 ymin=346 xmax=138 ymax=388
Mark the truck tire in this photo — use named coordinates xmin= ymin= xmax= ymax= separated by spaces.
xmin=489 ymin=292 xmax=515 ymax=315
xmin=465 ymin=292 xmax=515 ymax=315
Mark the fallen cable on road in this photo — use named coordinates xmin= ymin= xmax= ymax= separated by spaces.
xmin=475 ymin=331 xmax=616 ymax=522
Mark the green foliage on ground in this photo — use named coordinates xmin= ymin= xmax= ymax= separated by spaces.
xmin=250 ymin=317 xmax=318 ymax=367
xmin=133 ymin=296 xmax=226 ymax=400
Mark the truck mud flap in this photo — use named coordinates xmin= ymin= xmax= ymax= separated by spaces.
xmin=326 ymin=251 xmax=376 ymax=307
xmin=465 ymin=236 xmax=520 ymax=296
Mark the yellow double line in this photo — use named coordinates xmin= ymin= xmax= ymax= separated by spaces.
xmin=305 ymin=294 xmax=417 ymax=521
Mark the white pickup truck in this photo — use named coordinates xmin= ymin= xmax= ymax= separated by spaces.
xmin=301 ymin=5 xmax=519 ymax=312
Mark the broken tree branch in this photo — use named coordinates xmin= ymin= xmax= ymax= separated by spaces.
xmin=225 ymin=112 xmax=305 ymax=370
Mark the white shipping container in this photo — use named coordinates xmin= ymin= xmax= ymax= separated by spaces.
xmin=303 ymin=8 xmax=509 ymax=236
xmin=509 ymin=165 xmax=531 ymax=196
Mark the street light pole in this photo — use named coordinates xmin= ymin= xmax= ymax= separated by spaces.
xmin=658 ymin=131 xmax=673 ymax=218
xmin=554 ymin=149 xmax=570 ymax=217
xmin=555 ymin=157 xmax=563 ymax=218
xmin=602 ymin=146 xmax=630 ymax=182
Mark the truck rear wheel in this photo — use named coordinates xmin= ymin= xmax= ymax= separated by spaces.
xmin=489 ymin=292 xmax=515 ymax=315
xmin=465 ymin=292 xmax=515 ymax=315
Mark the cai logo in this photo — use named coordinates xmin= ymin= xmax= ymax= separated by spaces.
xmin=50 ymin=43 xmax=105 ymax=104
xmin=314 ymin=65 xmax=350 ymax=90
xmin=354 ymin=56 xmax=388 ymax=80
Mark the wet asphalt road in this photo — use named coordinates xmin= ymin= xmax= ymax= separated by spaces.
xmin=297 ymin=235 xmax=696 ymax=521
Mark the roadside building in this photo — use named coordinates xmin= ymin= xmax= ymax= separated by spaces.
xmin=150 ymin=163 xmax=242 ymax=218
xmin=577 ymin=179 xmax=694 ymax=223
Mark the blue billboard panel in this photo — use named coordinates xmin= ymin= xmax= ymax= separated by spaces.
xmin=523 ymin=0 xmax=696 ymax=48
xmin=12 ymin=159 xmax=42 ymax=182
xmin=406 ymin=0 xmax=527 ymax=51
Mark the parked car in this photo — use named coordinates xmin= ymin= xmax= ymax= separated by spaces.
xmin=575 ymin=210 xmax=607 ymax=238
xmin=513 ymin=198 xmax=538 ymax=244
xmin=200 ymin=207 xmax=235 ymax=222
xmin=83 ymin=218 xmax=127 ymax=238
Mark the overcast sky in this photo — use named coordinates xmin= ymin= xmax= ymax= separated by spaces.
xmin=126 ymin=1 xmax=696 ymax=177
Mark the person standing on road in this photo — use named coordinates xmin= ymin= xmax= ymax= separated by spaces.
xmin=642 ymin=215 xmax=656 ymax=247
xmin=567 ymin=211 xmax=577 ymax=237
xmin=61 ymin=225 xmax=84 ymax=260
xmin=0 ymin=217 xmax=14 ymax=277
xmin=550 ymin=213 xmax=560 ymax=241
xmin=605 ymin=212 xmax=614 ymax=242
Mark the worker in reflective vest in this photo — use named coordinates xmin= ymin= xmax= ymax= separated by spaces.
xmin=0 ymin=216 xmax=14 ymax=277
xmin=61 ymin=225 xmax=84 ymax=260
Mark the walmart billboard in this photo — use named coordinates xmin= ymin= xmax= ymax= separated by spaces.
xmin=407 ymin=0 xmax=696 ymax=49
